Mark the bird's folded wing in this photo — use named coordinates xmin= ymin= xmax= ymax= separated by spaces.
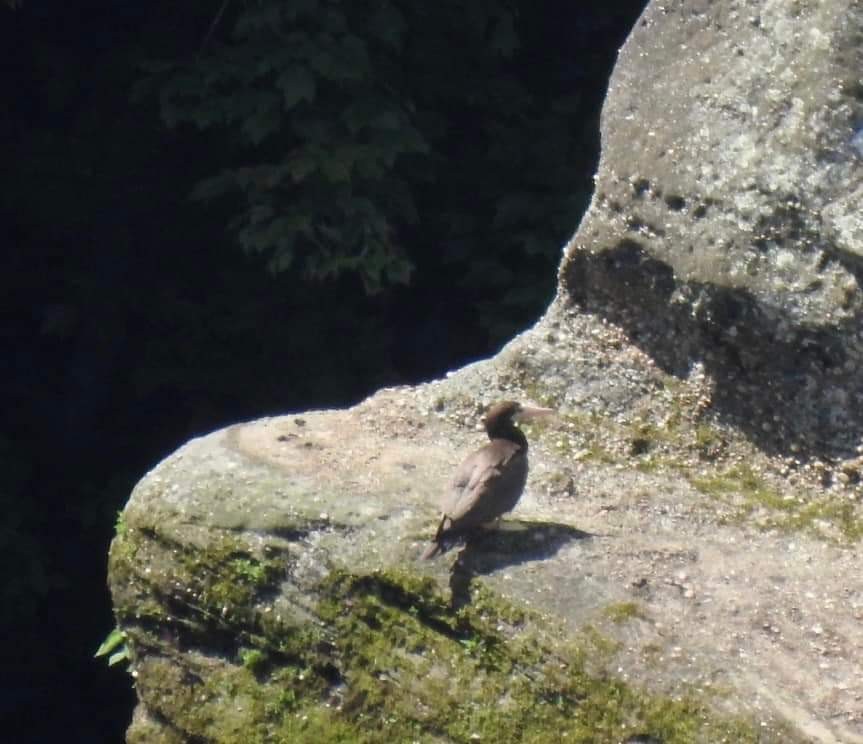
xmin=442 ymin=442 xmax=521 ymax=522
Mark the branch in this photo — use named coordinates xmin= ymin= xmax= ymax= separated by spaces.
xmin=198 ymin=0 xmax=232 ymax=57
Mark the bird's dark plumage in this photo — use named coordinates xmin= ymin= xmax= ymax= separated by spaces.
xmin=421 ymin=400 xmax=551 ymax=559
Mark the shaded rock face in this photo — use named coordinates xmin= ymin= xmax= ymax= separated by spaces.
xmin=560 ymin=0 xmax=863 ymax=460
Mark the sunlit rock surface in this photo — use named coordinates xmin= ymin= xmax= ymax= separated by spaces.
xmin=560 ymin=0 xmax=863 ymax=459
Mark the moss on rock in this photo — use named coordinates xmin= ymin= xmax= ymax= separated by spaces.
xmin=113 ymin=540 xmax=796 ymax=743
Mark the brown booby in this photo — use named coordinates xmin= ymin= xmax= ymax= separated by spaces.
xmin=421 ymin=400 xmax=553 ymax=560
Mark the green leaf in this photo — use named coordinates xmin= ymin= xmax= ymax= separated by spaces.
xmin=339 ymin=34 xmax=370 ymax=73
xmin=108 ymin=647 xmax=131 ymax=667
xmin=233 ymin=4 xmax=283 ymax=37
xmin=320 ymin=151 xmax=352 ymax=183
xmin=191 ymin=171 xmax=236 ymax=202
xmin=267 ymin=247 xmax=295 ymax=274
xmin=309 ymin=47 xmax=336 ymax=78
xmin=369 ymin=4 xmax=407 ymax=47
xmin=385 ymin=255 xmax=413 ymax=285
xmin=276 ymin=67 xmax=316 ymax=111
xmin=285 ymin=153 xmax=318 ymax=182
xmin=489 ymin=11 xmax=519 ymax=57
xmin=95 ymin=627 xmax=126 ymax=658
xmin=248 ymin=204 xmax=275 ymax=226
xmin=242 ymin=108 xmax=282 ymax=145
xmin=282 ymin=0 xmax=318 ymax=22
xmin=369 ymin=110 xmax=403 ymax=131
xmin=291 ymin=116 xmax=333 ymax=142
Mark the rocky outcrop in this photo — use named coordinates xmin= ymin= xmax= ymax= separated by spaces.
xmin=108 ymin=2 xmax=863 ymax=742
xmin=109 ymin=321 xmax=863 ymax=743
xmin=560 ymin=0 xmax=863 ymax=460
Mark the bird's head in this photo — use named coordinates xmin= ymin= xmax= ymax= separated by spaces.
xmin=483 ymin=400 xmax=554 ymax=437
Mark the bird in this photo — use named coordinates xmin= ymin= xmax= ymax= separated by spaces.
xmin=421 ymin=400 xmax=553 ymax=559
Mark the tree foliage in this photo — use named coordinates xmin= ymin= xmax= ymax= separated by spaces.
xmin=138 ymin=0 xmax=589 ymax=317
xmin=139 ymin=0 xmax=436 ymax=291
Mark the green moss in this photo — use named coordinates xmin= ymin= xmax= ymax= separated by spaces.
xmin=117 ymin=543 xmax=802 ymax=744
xmin=547 ymin=407 xmax=697 ymax=467
xmin=542 ymin=399 xmax=858 ymax=544
xmin=108 ymin=525 xmax=292 ymax=666
xmin=772 ymin=497 xmax=863 ymax=541
xmin=107 ymin=525 xmax=138 ymax=583
xmin=519 ymin=380 xmax=559 ymax=411
xmin=690 ymin=463 xmax=765 ymax=500
xmin=169 ymin=535 xmax=285 ymax=620
xmin=240 ymin=648 xmax=268 ymax=674
xmin=114 ymin=510 xmax=127 ymax=537
xmin=635 ymin=456 xmax=663 ymax=473
xmin=579 ymin=624 xmax=624 ymax=659
xmin=194 ymin=570 xmax=793 ymax=740
xmin=602 ymin=601 xmax=645 ymax=624
xmin=583 ymin=442 xmax=619 ymax=464
xmin=690 ymin=464 xmax=863 ymax=542
xmin=693 ymin=423 xmax=724 ymax=456
xmin=631 ymin=419 xmax=671 ymax=446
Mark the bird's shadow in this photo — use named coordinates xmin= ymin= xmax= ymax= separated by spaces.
xmin=446 ymin=519 xmax=595 ymax=610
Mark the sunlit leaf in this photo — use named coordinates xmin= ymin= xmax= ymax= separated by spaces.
xmin=108 ymin=647 xmax=130 ymax=667
xmin=95 ymin=627 xmax=126 ymax=658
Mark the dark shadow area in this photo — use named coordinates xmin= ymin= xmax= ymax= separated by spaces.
xmin=564 ymin=240 xmax=863 ymax=462
xmin=448 ymin=520 xmax=594 ymax=609
xmin=1 ymin=0 xmax=649 ymax=740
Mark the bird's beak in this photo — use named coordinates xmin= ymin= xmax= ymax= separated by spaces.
xmin=514 ymin=404 xmax=555 ymax=422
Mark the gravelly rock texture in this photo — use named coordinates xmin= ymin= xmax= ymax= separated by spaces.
xmin=108 ymin=2 xmax=863 ymax=742
xmin=110 ymin=329 xmax=863 ymax=743
xmin=559 ymin=0 xmax=863 ymax=460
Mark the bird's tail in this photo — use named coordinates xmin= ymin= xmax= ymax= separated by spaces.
xmin=420 ymin=515 xmax=449 ymax=560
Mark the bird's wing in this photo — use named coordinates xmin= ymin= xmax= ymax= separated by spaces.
xmin=442 ymin=441 xmax=524 ymax=526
